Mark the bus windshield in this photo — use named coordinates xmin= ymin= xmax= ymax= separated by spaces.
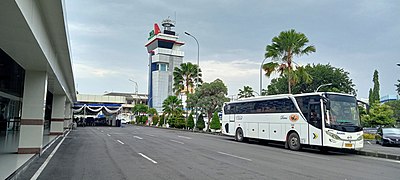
xmin=325 ymin=94 xmax=361 ymax=131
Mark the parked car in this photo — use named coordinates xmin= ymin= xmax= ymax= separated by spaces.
xmin=375 ymin=127 xmax=400 ymax=146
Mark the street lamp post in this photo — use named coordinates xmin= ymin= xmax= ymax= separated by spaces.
xmin=129 ymin=79 xmax=139 ymax=105
xmin=315 ymin=83 xmax=333 ymax=92
xmin=185 ymin=31 xmax=200 ymax=130
xmin=259 ymin=57 xmax=267 ymax=96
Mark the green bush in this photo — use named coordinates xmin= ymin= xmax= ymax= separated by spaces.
xmin=196 ymin=114 xmax=205 ymax=131
xmin=159 ymin=115 xmax=165 ymax=126
xmin=210 ymin=112 xmax=221 ymax=130
xmin=152 ymin=115 xmax=159 ymax=126
xmin=186 ymin=113 xmax=195 ymax=129
xmin=363 ymin=133 xmax=376 ymax=140
xmin=175 ymin=116 xmax=186 ymax=129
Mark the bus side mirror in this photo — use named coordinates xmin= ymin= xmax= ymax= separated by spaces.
xmin=325 ymin=100 xmax=331 ymax=110
xmin=357 ymin=100 xmax=369 ymax=114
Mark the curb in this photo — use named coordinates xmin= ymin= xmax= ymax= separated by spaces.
xmin=356 ymin=150 xmax=400 ymax=160
xmin=133 ymin=125 xmax=400 ymax=161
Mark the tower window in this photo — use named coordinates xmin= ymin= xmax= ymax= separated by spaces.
xmin=156 ymin=63 xmax=169 ymax=71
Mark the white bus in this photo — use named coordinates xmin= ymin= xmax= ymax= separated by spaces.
xmin=221 ymin=92 xmax=363 ymax=151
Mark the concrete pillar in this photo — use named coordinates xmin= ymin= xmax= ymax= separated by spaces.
xmin=50 ymin=95 xmax=66 ymax=135
xmin=18 ymin=71 xmax=48 ymax=154
xmin=64 ymin=101 xmax=72 ymax=129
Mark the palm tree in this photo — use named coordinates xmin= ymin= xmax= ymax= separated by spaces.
xmin=238 ymin=86 xmax=255 ymax=98
xmin=173 ymin=62 xmax=202 ymax=95
xmin=162 ymin=96 xmax=183 ymax=118
xmin=263 ymin=29 xmax=316 ymax=94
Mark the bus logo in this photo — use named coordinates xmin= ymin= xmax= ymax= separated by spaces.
xmin=289 ymin=114 xmax=299 ymax=122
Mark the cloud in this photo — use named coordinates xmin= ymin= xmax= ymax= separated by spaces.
xmin=73 ymin=63 xmax=126 ymax=78
xmin=200 ymin=59 xmax=274 ymax=95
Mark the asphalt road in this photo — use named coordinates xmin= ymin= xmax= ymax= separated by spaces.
xmin=22 ymin=126 xmax=400 ymax=180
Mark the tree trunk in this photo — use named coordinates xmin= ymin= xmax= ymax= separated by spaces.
xmin=206 ymin=111 xmax=212 ymax=132
xmin=287 ymin=71 xmax=291 ymax=94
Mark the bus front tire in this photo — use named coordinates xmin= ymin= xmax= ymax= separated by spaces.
xmin=235 ymin=128 xmax=244 ymax=142
xmin=287 ymin=133 xmax=301 ymax=151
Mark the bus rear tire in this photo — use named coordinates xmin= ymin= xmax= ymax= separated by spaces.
xmin=287 ymin=133 xmax=301 ymax=151
xmin=235 ymin=128 xmax=244 ymax=142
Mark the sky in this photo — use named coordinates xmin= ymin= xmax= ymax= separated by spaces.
xmin=65 ymin=0 xmax=400 ymax=99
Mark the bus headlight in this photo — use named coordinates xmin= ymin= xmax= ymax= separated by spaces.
xmin=356 ymin=135 xmax=363 ymax=141
xmin=326 ymin=131 xmax=341 ymax=140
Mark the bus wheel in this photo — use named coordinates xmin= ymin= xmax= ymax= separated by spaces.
xmin=287 ymin=133 xmax=301 ymax=151
xmin=235 ymin=128 xmax=244 ymax=142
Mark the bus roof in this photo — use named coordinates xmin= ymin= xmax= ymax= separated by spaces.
xmin=227 ymin=92 xmax=355 ymax=104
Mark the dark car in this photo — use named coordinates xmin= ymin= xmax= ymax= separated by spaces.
xmin=375 ymin=128 xmax=400 ymax=146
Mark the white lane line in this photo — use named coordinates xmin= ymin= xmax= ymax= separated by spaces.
xmin=117 ymin=140 xmax=125 ymax=145
xmin=367 ymin=141 xmax=372 ymax=145
xmin=31 ymin=131 xmax=71 ymax=180
xmin=170 ymin=139 xmax=185 ymax=144
xmin=138 ymin=153 xmax=157 ymax=164
xmin=101 ymin=131 xmax=104 ymax=133
xmin=361 ymin=156 xmax=400 ymax=164
xmin=42 ymin=135 xmax=61 ymax=154
xmin=217 ymin=151 xmax=252 ymax=162
xmin=133 ymin=136 xmax=143 ymax=140
xmin=286 ymin=151 xmax=330 ymax=161
xmin=178 ymin=135 xmax=192 ymax=139
xmin=147 ymin=134 xmax=155 ymax=137
xmin=107 ymin=134 xmax=111 ymax=137
xmin=109 ymin=127 xmax=112 ymax=129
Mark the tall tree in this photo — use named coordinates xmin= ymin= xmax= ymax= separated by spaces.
xmin=395 ymin=80 xmax=400 ymax=95
xmin=238 ymin=86 xmax=255 ymax=98
xmin=187 ymin=79 xmax=229 ymax=131
xmin=372 ymin=70 xmax=380 ymax=103
xmin=368 ymin=88 xmax=373 ymax=105
xmin=369 ymin=70 xmax=380 ymax=104
xmin=267 ymin=64 xmax=355 ymax=95
xmin=162 ymin=96 xmax=183 ymax=120
xmin=173 ymin=62 xmax=202 ymax=95
xmin=263 ymin=29 xmax=316 ymax=94
xmin=133 ymin=104 xmax=148 ymax=124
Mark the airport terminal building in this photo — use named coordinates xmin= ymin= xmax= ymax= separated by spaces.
xmin=0 ymin=0 xmax=76 ymax=154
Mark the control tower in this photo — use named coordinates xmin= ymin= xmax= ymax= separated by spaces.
xmin=145 ymin=18 xmax=184 ymax=112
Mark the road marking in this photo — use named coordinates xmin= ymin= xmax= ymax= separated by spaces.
xmin=217 ymin=151 xmax=252 ymax=162
xmin=109 ymin=127 xmax=111 ymax=129
xmin=178 ymin=135 xmax=192 ymax=139
xmin=361 ymin=156 xmax=400 ymax=164
xmin=147 ymin=134 xmax=155 ymax=137
xmin=170 ymin=139 xmax=185 ymax=144
xmin=101 ymin=131 xmax=104 ymax=133
xmin=107 ymin=134 xmax=111 ymax=137
xmin=117 ymin=140 xmax=125 ymax=145
xmin=134 ymin=136 xmax=143 ymax=140
xmin=138 ymin=153 xmax=157 ymax=164
xmin=286 ymin=151 xmax=330 ymax=161
xmin=367 ymin=141 xmax=372 ymax=145
xmin=42 ymin=135 xmax=61 ymax=154
xmin=31 ymin=131 xmax=71 ymax=180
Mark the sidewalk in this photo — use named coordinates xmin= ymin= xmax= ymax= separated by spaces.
xmin=357 ymin=140 xmax=400 ymax=160
xmin=0 ymin=132 xmax=60 ymax=179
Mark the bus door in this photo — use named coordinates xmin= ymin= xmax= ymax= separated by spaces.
xmin=228 ymin=113 xmax=235 ymax=135
xmin=308 ymin=102 xmax=322 ymax=146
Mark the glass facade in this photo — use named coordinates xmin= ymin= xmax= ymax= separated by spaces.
xmin=0 ymin=48 xmax=25 ymax=153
